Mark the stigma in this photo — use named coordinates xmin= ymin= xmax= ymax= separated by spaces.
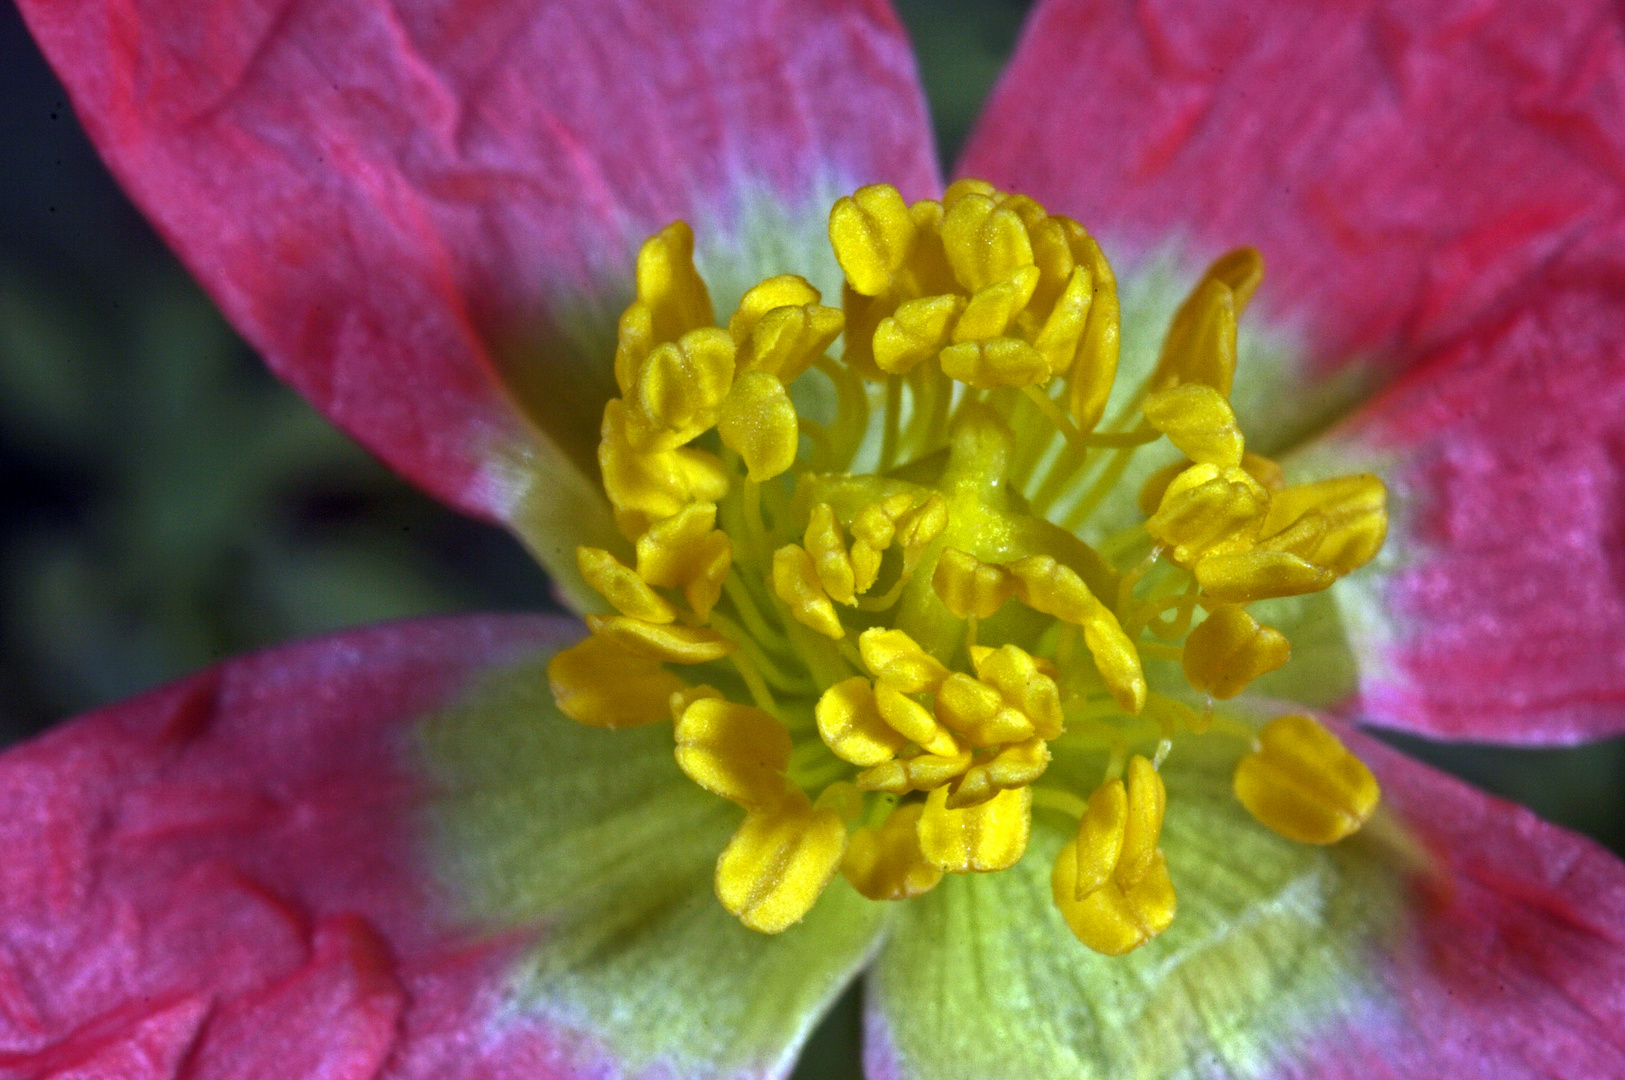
xmin=548 ymin=181 xmax=1385 ymax=952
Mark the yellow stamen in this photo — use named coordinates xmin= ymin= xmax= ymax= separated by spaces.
xmin=673 ymin=697 xmax=792 ymax=810
xmin=1052 ymin=755 xmax=1176 ymax=954
xmin=815 ymin=677 xmax=909 ymax=766
xmin=918 ymin=785 xmax=1032 ymax=873
xmin=1182 ymin=606 xmax=1292 ymax=700
xmin=716 ymin=789 xmax=847 ymax=932
xmin=842 ymin=801 xmax=943 ymax=901
xmin=1233 ymin=715 xmax=1379 ymax=844
xmin=552 ymin=180 xmax=1388 ymax=946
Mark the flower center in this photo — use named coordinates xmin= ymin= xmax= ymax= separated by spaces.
xmin=548 ymin=180 xmax=1386 ymax=954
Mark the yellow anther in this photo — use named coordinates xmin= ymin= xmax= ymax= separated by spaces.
xmin=635 ymin=502 xmax=733 ymax=620
xmin=576 ymin=546 xmax=676 ymax=623
xmin=874 ymin=294 xmax=964 ymax=375
xmin=1182 ymin=606 xmax=1291 ymax=699
xmin=627 ymin=326 xmax=737 ymax=452
xmin=1033 ymin=264 xmax=1092 ymax=377
xmin=668 ymin=683 xmax=723 ymax=723
xmin=830 ymin=184 xmax=917 ymax=297
xmin=917 ymin=784 xmax=1031 ymax=873
xmin=1117 ymin=755 xmax=1167 ymax=889
xmin=997 ymin=193 xmax=1049 ymax=231
xmin=637 ymin=221 xmax=714 ymax=337
xmin=1145 ymin=463 xmax=1269 ymax=567
xmin=1194 ymin=549 xmax=1336 ymax=604
xmin=931 ymin=547 xmax=1016 ymax=619
xmin=1008 ymin=556 xmax=1146 ymax=715
xmin=815 ymin=677 xmax=908 ymax=766
xmin=876 ymin=684 xmax=961 ymax=757
xmin=1256 ymin=511 xmax=1328 ymax=563
xmin=968 ymin=644 xmax=1058 ymax=680
xmin=1065 ymin=227 xmax=1119 ymax=431
xmin=1151 ymin=248 xmax=1260 ymax=398
xmin=1051 ymin=840 xmax=1176 ymax=956
xmin=946 ymin=737 xmax=1050 ymax=809
xmin=1206 ymin=246 xmax=1265 ymax=311
xmin=749 ymin=303 xmax=844 ymax=383
xmin=934 ymin=673 xmax=1036 ymax=747
xmin=855 ymin=746 xmax=973 ymax=794
xmin=585 ymin=614 xmax=735 ymax=664
xmin=941 ymin=193 xmax=1035 ymax=292
xmin=1142 ymin=384 xmax=1244 ymax=468
xmin=715 ymin=789 xmax=847 ymax=932
xmin=1233 ymin=715 xmax=1379 ymax=844
xmin=1140 ymin=450 xmax=1285 ymax=517
xmin=1259 ymin=474 xmax=1388 ymax=576
xmin=850 ymin=540 xmax=883 ymax=597
xmin=942 ymin=177 xmax=997 ymax=208
xmin=858 ymin=628 xmax=951 ymax=694
xmin=969 ymin=644 xmax=1066 ymax=740
xmin=939 ymin=337 xmax=1051 ymax=389
xmin=1157 ymin=278 xmax=1237 ymax=398
xmin=718 ymin=371 xmax=799 ymax=482
xmin=1056 ymin=755 xmax=1173 ymax=953
xmin=953 ymin=266 xmax=1041 ymax=343
xmin=727 ymin=274 xmax=821 ymax=340
xmin=1072 ymin=774 xmax=1128 ymax=897
xmin=613 ymin=221 xmax=715 ymax=394
xmin=1024 ymin=211 xmax=1076 ymax=308
xmin=674 ymin=697 xmax=792 ymax=809
xmin=772 ymin=544 xmax=845 ymax=640
xmin=614 ymin=302 xmax=660 ymax=400
xmin=729 ymin=275 xmax=843 ymax=382
xmin=804 ymin=504 xmax=857 ymax=605
xmin=598 ymin=400 xmax=729 ymax=539
xmin=547 ymin=634 xmax=685 ymax=730
xmin=842 ymin=802 xmax=943 ymax=901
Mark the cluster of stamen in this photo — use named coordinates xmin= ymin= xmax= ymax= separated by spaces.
xmin=548 ymin=180 xmax=1386 ymax=953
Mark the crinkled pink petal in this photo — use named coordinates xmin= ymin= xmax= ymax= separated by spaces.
xmin=0 ymin=615 xmax=671 ymax=1079
xmin=961 ymin=0 xmax=1625 ymax=374
xmin=17 ymin=0 xmax=937 ymax=521
xmin=1281 ymin=730 xmax=1625 ymax=1079
xmin=1341 ymin=259 xmax=1625 ymax=743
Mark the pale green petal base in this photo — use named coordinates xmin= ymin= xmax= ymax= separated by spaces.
xmin=868 ymin=737 xmax=1409 ymax=1080
xmin=418 ymin=652 xmax=889 ymax=1079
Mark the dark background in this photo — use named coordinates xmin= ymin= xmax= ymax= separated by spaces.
xmin=3 ymin=2 xmax=1621 ymax=1076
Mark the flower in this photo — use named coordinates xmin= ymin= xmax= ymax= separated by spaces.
xmin=5 ymin=1 xmax=1625 ymax=1078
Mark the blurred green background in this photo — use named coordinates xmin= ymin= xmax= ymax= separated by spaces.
xmin=2 ymin=2 xmax=1621 ymax=1076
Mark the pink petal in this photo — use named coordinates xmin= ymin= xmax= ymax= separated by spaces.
xmin=1284 ymin=730 xmax=1625 ymax=1078
xmin=962 ymin=0 xmax=1625 ymax=373
xmin=17 ymin=0 xmax=937 ymax=526
xmin=0 ymin=615 xmax=885 ymax=1078
xmin=0 ymin=615 xmax=591 ymax=1078
xmin=1337 ymin=265 xmax=1625 ymax=743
